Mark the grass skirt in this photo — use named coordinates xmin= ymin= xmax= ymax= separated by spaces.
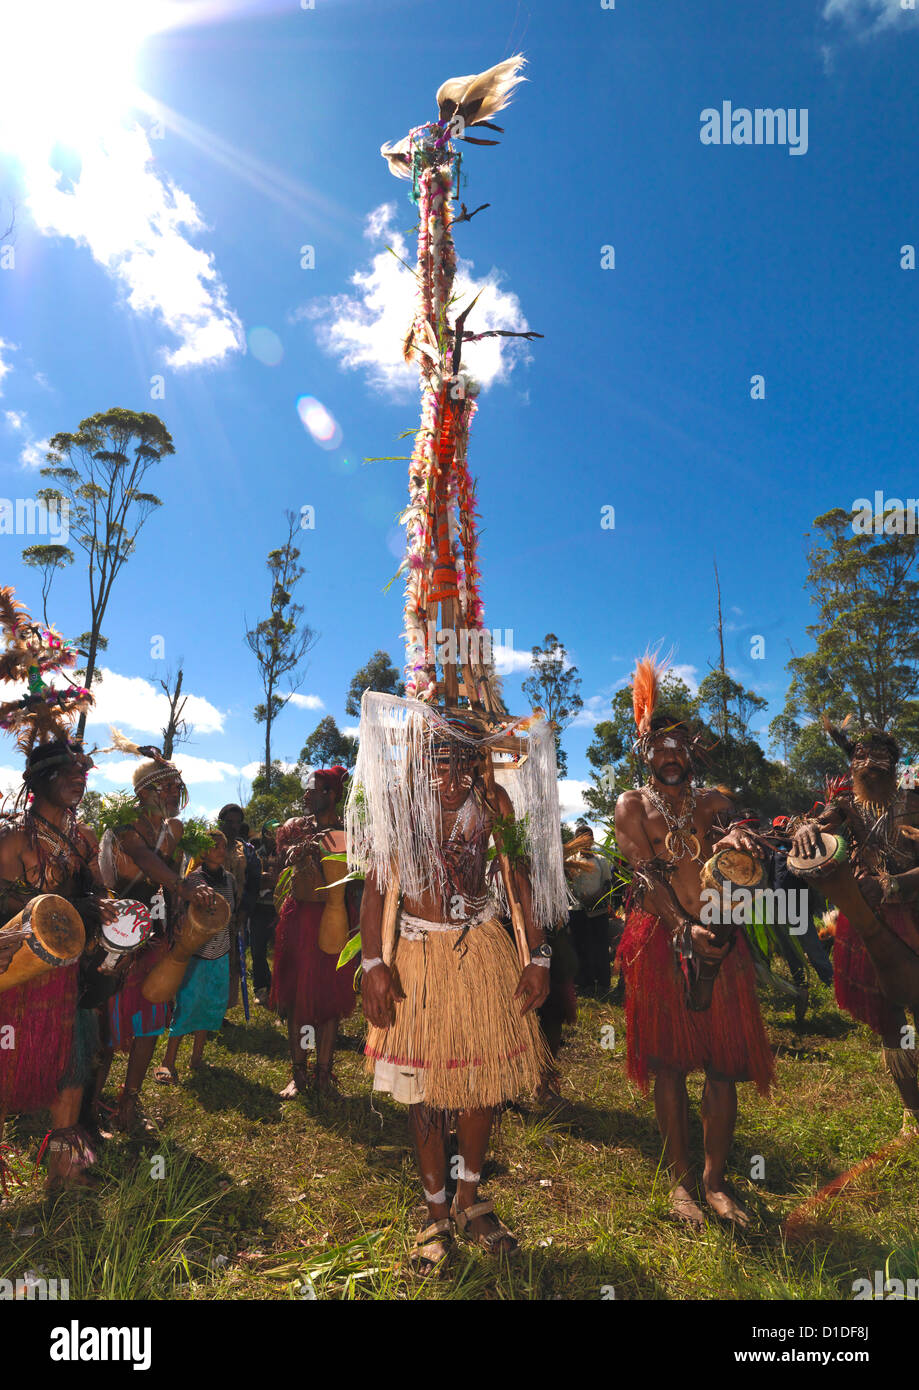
xmin=834 ymin=904 xmax=919 ymax=1039
xmin=270 ymin=898 xmax=357 ymax=1024
xmin=169 ymin=954 xmax=230 ymax=1036
xmin=106 ymin=939 xmax=173 ymax=1051
xmin=0 ymin=962 xmax=78 ymax=1114
xmin=365 ymin=916 xmax=548 ymax=1110
xmin=618 ymin=909 xmax=774 ymax=1095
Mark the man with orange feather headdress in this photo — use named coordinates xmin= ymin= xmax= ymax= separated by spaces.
xmin=0 ymin=587 xmax=117 ymax=1190
xmin=614 ymin=654 xmax=774 ymax=1227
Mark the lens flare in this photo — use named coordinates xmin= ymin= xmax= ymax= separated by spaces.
xmin=296 ymin=395 xmax=342 ymax=450
xmin=248 ymin=326 xmax=283 ymax=366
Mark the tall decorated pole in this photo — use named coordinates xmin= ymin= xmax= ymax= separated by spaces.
xmin=348 ymin=57 xmax=567 ymax=969
xmin=382 ymin=54 xmax=539 ymax=717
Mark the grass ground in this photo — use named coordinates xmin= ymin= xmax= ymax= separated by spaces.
xmin=1 ymin=972 xmax=918 ymax=1300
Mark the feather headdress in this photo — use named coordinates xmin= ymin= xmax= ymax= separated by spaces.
xmin=632 ymin=652 xmax=667 ymax=737
xmin=0 ymin=586 xmax=92 ymax=755
xmin=821 ymin=712 xmax=898 ymax=764
xmin=821 ymin=711 xmax=855 ymax=758
xmin=104 ymin=726 xmax=185 ymax=798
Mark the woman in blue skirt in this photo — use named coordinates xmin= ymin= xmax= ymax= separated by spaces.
xmin=156 ymin=830 xmax=236 ymax=1082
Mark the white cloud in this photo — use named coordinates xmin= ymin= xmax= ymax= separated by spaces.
xmin=285 ymin=692 xmax=324 ymax=710
xmin=670 ymin=663 xmax=699 ymax=695
xmin=239 ymin=760 xmax=300 ymax=782
xmin=302 ymin=202 xmax=531 ymax=397
xmin=20 ymin=436 xmax=50 ymax=469
xmin=0 ymin=339 xmax=14 ymax=394
xmin=4 ymin=409 xmax=25 ymax=430
xmin=570 ymin=694 xmax=610 ymax=729
xmin=91 ymin=753 xmax=239 ymax=789
xmin=823 ymin=0 xmax=919 ymax=32
xmin=0 ymin=765 xmax=22 ymax=800
xmin=85 ymin=668 xmax=226 ymax=737
xmin=493 ymin=642 xmax=534 ymax=675
xmin=22 ymin=124 xmax=245 ymax=369
xmin=557 ymin=779 xmax=593 ymax=821
xmin=342 ymin=727 xmax=359 ymax=740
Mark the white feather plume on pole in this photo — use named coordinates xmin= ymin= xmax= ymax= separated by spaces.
xmin=436 ymin=54 xmax=527 ymax=127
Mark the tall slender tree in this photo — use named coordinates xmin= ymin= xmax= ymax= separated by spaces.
xmin=245 ymin=511 xmax=318 ymax=793
xmin=34 ymin=408 xmax=173 ymax=738
xmin=158 ymin=665 xmax=189 ymax=759
xmin=300 ymin=715 xmax=356 ymax=770
xmin=344 ymin=650 xmax=404 ymax=718
xmin=784 ymin=506 xmax=919 ymax=756
xmin=522 ymin=633 xmax=583 ymax=778
xmin=21 ymin=541 xmax=74 ymax=624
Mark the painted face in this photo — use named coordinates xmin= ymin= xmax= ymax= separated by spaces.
xmin=45 ymin=758 xmax=89 ymax=810
xmin=647 ymin=733 xmax=691 ymax=786
xmin=852 ymin=742 xmax=895 ymax=775
xmin=163 ymin=778 xmax=185 ymax=817
xmin=433 ymin=753 xmax=477 ymax=810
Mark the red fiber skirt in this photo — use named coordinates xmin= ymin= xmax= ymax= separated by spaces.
xmin=269 ymin=898 xmax=357 ymax=1025
xmin=834 ymin=904 xmax=919 ymax=1039
xmin=617 ymin=909 xmax=774 ymax=1094
xmin=106 ymin=938 xmax=173 ymax=1051
xmin=0 ymin=962 xmax=78 ymax=1114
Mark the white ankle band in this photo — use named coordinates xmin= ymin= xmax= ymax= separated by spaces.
xmin=423 ymin=1186 xmax=447 ymax=1205
xmin=456 ymin=1160 xmax=480 ymax=1183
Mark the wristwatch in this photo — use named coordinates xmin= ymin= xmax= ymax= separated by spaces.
xmin=530 ymin=943 xmax=552 ymax=963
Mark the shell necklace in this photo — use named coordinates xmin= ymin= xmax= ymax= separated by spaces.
xmin=643 ymin=783 xmax=701 ymax=862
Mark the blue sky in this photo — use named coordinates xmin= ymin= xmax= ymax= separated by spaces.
xmin=1 ymin=0 xmax=917 ymax=819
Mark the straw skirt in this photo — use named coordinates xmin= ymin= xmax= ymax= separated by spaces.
xmin=365 ymin=916 xmax=547 ymax=1110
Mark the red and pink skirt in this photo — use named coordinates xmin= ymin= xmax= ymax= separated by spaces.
xmin=270 ymin=899 xmax=357 ymax=1025
xmin=618 ymin=909 xmax=774 ymax=1095
xmin=0 ymin=963 xmax=78 ymax=1114
xmin=834 ymin=903 xmax=919 ymax=1039
xmin=107 ymin=938 xmax=173 ymax=1051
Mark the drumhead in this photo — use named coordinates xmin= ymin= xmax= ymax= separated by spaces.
xmin=187 ymin=894 xmax=231 ymax=934
xmin=24 ymin=894 xmax=86 ymax=963
xmin=101 ymin=899 xmax=152 ymax=952
xmin=787 ymin=831 xmax=847 ymax=875
xmin=701 ymin=848 xmax=767 ymax=892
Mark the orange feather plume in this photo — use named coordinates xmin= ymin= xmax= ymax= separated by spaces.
xmin=632 ymin=652 xmax=668 ymax=735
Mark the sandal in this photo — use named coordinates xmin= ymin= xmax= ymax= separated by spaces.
xmin=450 ymin=1196 xmax=519 ymax=1255
xmin=408 ymin=1218 xmax=453 ymax=1277
xmin=153 ymin=1066 xmax=177 ymax=1085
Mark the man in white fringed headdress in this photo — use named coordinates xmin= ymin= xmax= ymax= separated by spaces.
xmin=347 ymin=695 xmax=566 ymax=1275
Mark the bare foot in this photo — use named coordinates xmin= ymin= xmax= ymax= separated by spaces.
xmin=704 ymin=1185 xmax=751 ymax=1227
xmin=279 ymin=1064 xmax=308 ymax=1098
xmin=314 ymin=1067 xmax=341 ymax=1099
xmin=115 ymin=1092 xmax=158 ymax=1136
xmin=670 ymin=1184 xmax=706 ymax=1227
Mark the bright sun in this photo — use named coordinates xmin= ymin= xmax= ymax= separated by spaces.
xmin=0 ymin=0 xmax=178 ymax=157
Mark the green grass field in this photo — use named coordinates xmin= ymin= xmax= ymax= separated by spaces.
xmin=2 ymin=976 xmax=918 ymax=1301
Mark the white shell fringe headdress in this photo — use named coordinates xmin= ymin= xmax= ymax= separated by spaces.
xmin=345 ymin=691 xmax=567 ymax=929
